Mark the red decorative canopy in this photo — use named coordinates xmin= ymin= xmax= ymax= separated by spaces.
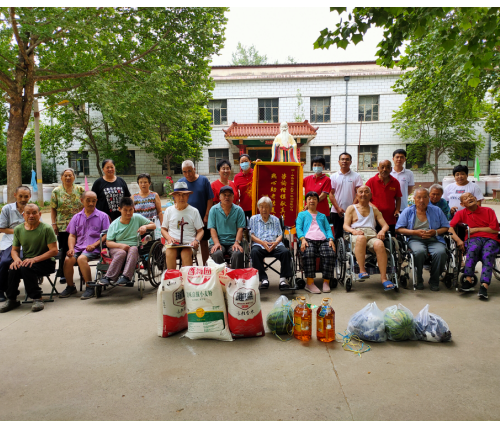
xmin=223 ymin=120 xmax=319 ymax=140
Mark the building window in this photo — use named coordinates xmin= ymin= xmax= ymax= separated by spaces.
xmin=68 ymin=151 xmax=89 ymax=176
xmin=310 ymin=97 xmax=331 ymax=123
xmin=209 ymin=148 xmax=229 ymax=173
xmin=208 ymin=100 xmax=227 ymax=125
xmin=310 ymin=147 xmax=331 ymax=170
xmin=358 ymin=96 xmax=379 ymax=122
xmin=162 ymin=159 xmax=182 ymax=175
xmin=258 ymin=98 xmax=279 ymax=123
xmin=406 ymin=144 xmax=426 ymax=170
xmin=116 ymin=151 xmax=136 ymax=175
xmin=358 ymin=145 xmax=378 ymax=170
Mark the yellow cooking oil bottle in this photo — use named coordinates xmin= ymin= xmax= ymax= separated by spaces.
xmin=316 ymin=298 xmax=335 ymax=343
xmin=294 ymin=296 xmax=312 ymax=341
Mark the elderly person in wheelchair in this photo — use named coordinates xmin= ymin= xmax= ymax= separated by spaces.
xmin=296 ymin=191 xmax=336 ymax=294
xmin=448 ymin=193 xmax=500 ymax=300
xmin=343 ymin=185 xmax=394 ymax=291
xmin=249 ymin=196 xmax=293 ymax=290
xmin=396 ymin=187 xmax=450 ymax=291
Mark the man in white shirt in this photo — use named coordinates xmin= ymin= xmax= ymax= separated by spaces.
xmin=443 ymin=164 xmax=484 ymax=216
xmin=390 ymin=149 xmax=415 ymax=212
xmin=329 ymin=152 xmax=364 ymax=240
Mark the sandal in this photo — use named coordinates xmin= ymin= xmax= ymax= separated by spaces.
xmin=382 ymin=281 xmax=395 ymax=291
xmin=279 ymin=281 xmax=291 ymax=291
xmin=260 ymin=280 xmax=269 ymax=289
xmin=358 ymin=272 xmax=369 ymax=281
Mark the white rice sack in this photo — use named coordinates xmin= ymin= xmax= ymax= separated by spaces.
xmin=181 ymin=266 xmax=233 ymax=341
xmin=206 ymin=258 xmax=229 ymax=293
xmin=157 ymin=270 xmax=188 ymax=338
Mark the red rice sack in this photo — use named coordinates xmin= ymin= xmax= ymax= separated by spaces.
xmin=226 ymin=268 xmax=265 ymax=338
xmin=181 ymin=266 xmax=233 ymax=342
xmin=157 ymin=270 xmax=187 ymax=338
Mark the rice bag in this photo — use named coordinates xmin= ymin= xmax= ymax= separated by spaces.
xmin=206 ymin=258 xmax=230 ymax=293
xmin=347 ymin=302 xmax=387 ymax=342
xmin=157 ymin=270 xmax=187 ymax=338
xmin=181 ymin=266 xmax=233 ymax=342
xmin=266 ymin=295 xmax=293 ymax=335
xmin=414 ymin=304 xmax=452 ymax=342
xmin=384 ymin=303 xmax=417 ymax=341
xmin=226 ymin=268 xmax=265 ymax=338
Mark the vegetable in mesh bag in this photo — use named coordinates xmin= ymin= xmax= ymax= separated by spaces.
xmin=384 ymin=303 xmax=417 ymax=341
xmin=414 ymin=304 xmax=452 ymax=342
xmin=266 ymin=295 xmax=293 ymax=335
xmin=347 ymin=302 xmax=387 ymax=342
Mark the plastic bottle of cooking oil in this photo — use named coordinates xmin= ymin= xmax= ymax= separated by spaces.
xmin=294 ymin=296 xmax=312 ymax=341
xmin=316 ymin=298 xmax=335 ymax=343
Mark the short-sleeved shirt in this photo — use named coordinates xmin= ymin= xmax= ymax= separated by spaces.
xmin=443 ymin=182 xmax=484 ymax=212
xmin=366 ymin=174 xmax=402 ymax=225
xmin=390 ymin=168 xmax=415 ymax=211
xmin=106 ymin=213 xmax=151 ymax=247
xmin=330 ymin=170 xmax=364 ymax=213
xmin=66 ymin=208 xmax=111 ymax=254
xmin=0 ymin=202 xmax=25 ymax=250
xmin=50 ymin=185 xmax=85 ymax=232
xmin=207 ymin=203 xmax=246 ymax=245
xmin=249 ymin=214 xmax=283 ymax=249
xmin=211 ymin=180 xmax=239 ymax=205
xmin=133 ymin=192 xmax=158 ymax=220
xmin=303 ymin=174 xmax=332 ymax=216
xmin=162 ymin=205 xmax=204 ymax=244
xmin=450 ymin=206 xmax=500 ymax=242
xmin=234 ymin=169 xmax=254 ymax=212
xmin=91 ymin=177 xmax=131 ymax=222
xmin=178 ymin=175 xmax=214 ymax=220
xmin=13 ymin=222 xmax=57 ymax=260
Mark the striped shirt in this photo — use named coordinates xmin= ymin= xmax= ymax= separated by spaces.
xmin=249 ymin=214 xmax=284 ymax=249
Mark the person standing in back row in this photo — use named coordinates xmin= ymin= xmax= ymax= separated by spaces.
xmin=329 ymin=152 xmax=363 ymax=240
xmin=391 ymin=149 xmax=415 ymax=212
xmin=443 ymin=165 xmax=484 ymax=217
xmin=303 ymin=156 xmax=331 ymax=217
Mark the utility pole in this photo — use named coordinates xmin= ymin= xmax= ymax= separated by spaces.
xmin=33 ymin=99 xmax=43 ymax=200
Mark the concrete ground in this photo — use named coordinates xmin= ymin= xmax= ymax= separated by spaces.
xmin=1 ymin=208 xmax=500 ymax=420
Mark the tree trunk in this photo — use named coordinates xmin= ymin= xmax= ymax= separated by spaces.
xmin=6 ymin=100 xmax=28 ymax=202
xmin=433 ymin=149 xmax=439 ymax=184
xmin=165 ymin=155 xmax=173 ymax=177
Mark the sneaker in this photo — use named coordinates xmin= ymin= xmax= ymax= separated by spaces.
xmin=430 ymin=285 xmax=440 ymax=292
xmin=279 ymin=280 xmax=291 ymax=291
xmin=416 ymin=282 xmax=424 ymax=290
xmin=305 ymin=283 xmax=321 ymax=294
xmin=0 ymin=292 xmax=6 ymax=302
xmin=0 ymin=299 xmax=21 ymax=313
xmin=478 ymin=285 xmax=488 ymax=300
xmin=81 ymin=287 xmax=95 ymax=300
xmin=460 ymin=281 xmax=475 ymax=292
xmin=31 ymin=299 xmax=44 ymax=312
xmin=59 ymin=276 xmax=67 ymax=285
xmin=116 ymin=275 xmax=131 ymax=286
xmin=322 ymin=282 xmax=331 ymax=293
xmin=59 ymin=285 xmax=77 ymax=298
xmin=260 ymin=280 xmax=269 ymax=289
xmin=99 ymin=276 xmax=111 ymax=286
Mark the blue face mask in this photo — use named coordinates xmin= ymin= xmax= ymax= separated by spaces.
xmin=313 ymin=166 xmax=323 ymax=174
xmin=240 ymin=162 xmax=250 ymax=171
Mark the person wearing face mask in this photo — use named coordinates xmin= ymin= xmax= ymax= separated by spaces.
xmin=234 ymin=154 xmax=254 ymax=220
xmin=303 ymin=156 xmax=331 ymax=217
xmin=211 ymin=159 xmax=239 ymax=205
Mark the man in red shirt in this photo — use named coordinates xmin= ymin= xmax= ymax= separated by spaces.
xmin=449 ymin=193 xmax=500 ymax=300
xmin=366 ymin=160 xmax=402 ymax=235
xmin=303 ymin=156 xmax=332 ymax=216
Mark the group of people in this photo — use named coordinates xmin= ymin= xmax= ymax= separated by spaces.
xmin=0 ymin=147 xmax=497 ymax=313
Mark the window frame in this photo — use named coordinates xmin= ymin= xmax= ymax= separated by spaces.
xmin=258 ymin=98 xmax=279 ymax=123
xmin=68 ymin=151 xmax=90 ymax=176
xmin=208 ymin=99 xmax=228 ymax=126
xmin=310 ymin=97 xmax=331 ymax=123
xmin=357 ymin=145 xmax=379 ymax=170
xmin=358 ymin=95 xmax=379 ymax=122
xmin=208 ymin=148 xmax=230 ymax=174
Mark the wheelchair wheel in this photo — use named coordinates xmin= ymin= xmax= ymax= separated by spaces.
xmin=493 ymin=257 xmax=500 ymax=281
xmin=452 ymin=249 xmax=463 ymax=290
xmin=399 ymin=274 xmax=408 ymax=289
xmin=95 ymin=285 xmax=102 ymax=298
xmin=147 ymin=240 xmax=164 ymax=288
xmin=335 ymin=238 xmax=346 ymax=285
xmin=345 ymin=277 xmax=352 ymax=292
xmin=296 ymin=278 xmax=306 ymax=289
xmin=442 ymin=274 xmax=453 ymax=289
xmin=242 ymin=239 xmax=250 ymax=268
xmin=460 ymin=273 xmax=478 ymax=287
xmin=138 ymin=278 xmax=144 ymax=299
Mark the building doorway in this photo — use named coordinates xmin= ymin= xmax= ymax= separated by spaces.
xmin=248 ymin=147 xmax=272 ymax=162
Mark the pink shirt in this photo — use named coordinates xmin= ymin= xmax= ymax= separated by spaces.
xmin=305 ymin=213 xmax=326 ymax=241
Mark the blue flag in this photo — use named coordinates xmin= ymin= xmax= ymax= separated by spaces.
xmin=31 ymin=169 xmax=38 ymax=192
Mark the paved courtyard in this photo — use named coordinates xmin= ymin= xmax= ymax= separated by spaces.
xmin=1 ymin=207 xmax=500 ymax=420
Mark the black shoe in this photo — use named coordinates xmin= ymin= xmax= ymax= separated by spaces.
xmin=0 ymin=299 xmax=21 ymax=313
xmin=416 ymin=282 xmax=424 ymax=290
xmin=478 ymin=285 xmax=489 ymax=300
xmin=117 ymin=275 xmax=131 ymax=286
xmin=0 ymin=292 xmax=6 ymax=302
xmin=430 ymin=285 xmax=440 ymax=292
xmin=81 ymin=287 xmax=95 ymax=300
xmin=279 ymin=281 xmax=291 ymax=291
xmin=460 ymin=281 xmax=475 ymax=292
xmin=260 ymin=280 xmax=269 ymax=289
xmin=99 ymin=277 xmax=111 ymax=286
xmin=59 ymin=277 xmax=67 ymax=284
xmin=59 ymin=285 xmax=77 ymax=298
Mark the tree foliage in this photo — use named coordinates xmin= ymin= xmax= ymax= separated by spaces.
xmin=230 ymin=42 xmax=268 ymax=65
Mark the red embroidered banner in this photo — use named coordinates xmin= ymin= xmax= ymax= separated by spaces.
xmin=251 ymin=162 xmax=303 ymax=228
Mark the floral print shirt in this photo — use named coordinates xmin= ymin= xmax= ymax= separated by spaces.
xmin=50 ymin=185 xmax=85 ymax=232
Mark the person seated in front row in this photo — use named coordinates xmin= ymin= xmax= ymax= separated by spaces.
xmin=59 ymin=191 xmax=110 ymax=300
xmin=429 ymin=184 xmax=451 ymax=220
xmin=162 ymin=182 xmax=204 ymax=269
xmin=0 ymin=185 xmax=31 ymax=302
xmin=249 ymin=196 xmax=294 ymax=290
xmin=396 ymin=188 xmax=450 ymax=291
xmin=296 ymin=191 xmax=336 ymax=294
xmin=0 ymin=204 xmax=58 ymax=313
xmin=208 ymin=185 xmax=246 ymax=269
xmin=99 ymin=197 xmax=156 ymax=287
xmin=448 ymin=193 xmax=500 ymax=300
xmin=343 ymin=186 xmax=394 ymax=291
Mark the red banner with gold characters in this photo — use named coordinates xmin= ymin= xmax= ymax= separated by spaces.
xmin=251 ymin=162 xmax=303 ymax=228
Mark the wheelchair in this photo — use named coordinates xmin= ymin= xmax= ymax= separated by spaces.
xmin=397 ymin=231 xmax=460 ymax=291
xmin=336 ymin=231 xmax=401 ymax=292
xmin=88 ymin=229 xmax=163 ymax=299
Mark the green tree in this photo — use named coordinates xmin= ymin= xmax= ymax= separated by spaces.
xmin=0 ymin=7 xmax=227 ymax=200
xmin=230 ymin=42 xmax=267 ymax=65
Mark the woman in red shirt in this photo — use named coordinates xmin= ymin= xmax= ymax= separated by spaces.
xmin=211 ymin=159 xmax=239 ymax=206
xmin=234 ymin=154 xmax=254 ymax=220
